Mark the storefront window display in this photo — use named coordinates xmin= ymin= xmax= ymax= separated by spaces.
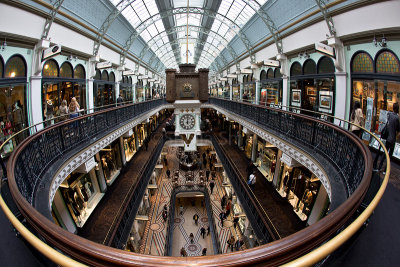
xmin=243 ymin=75 xmax=255 ymax=103
xmin=275 ymin=160 xmax=321 ymax=221
xmin=42 ymin=60 xmax=86 ymax=121
xmin=211 ymin=86 xmax=217 ymax=97
xmin=123 ymin=131 xmax=137 ymax=162
xmin=120 ymin=76 xmax=133 ymax=103
xmin=232 ymin=79 xmax=240 ymax=100
xmin=100 ymin=140 xmax=123 ymax=186
xmin=260 ymin=68 xmax=283 ymax=106
xmin=244 ymin=134 xmax=253 ymax=159
xmin=0 ymin=55 xmax=28 ymax=155
xmin=57 ymin=168 xmax=103 ymax=227
xmin=351 ymin=50 xmax=400 ymax=158
xmin=144 ymin=82 xmax=151 ymax=101
xmin=289 ymin=57 xmax=335 ymax=119
xmin=256 ymin=140 xmax=277 ymax=182
xmin=217 ymin=83 xmax=223 ymax=98
xmin=136 ymin=79 xmax=144 ymax=102
xmin=223 ymin=83 xmax=230 ymax=99
xmin=93 ymin=70 xmax=115 ymax=108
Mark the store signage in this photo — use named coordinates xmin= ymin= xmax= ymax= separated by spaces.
xmin=41 ymin=44 xmax=62 ymax=62
xmin=280 ymin=153 xmax=293 ymax=167
xmin=240 ymin=68 xmax=253 ymax=74
xmin=96 ymin=61 xmax=112 ymax=69
xmin=315 ymin=42 xmax=336 ymax=58
xmin=227 ymin=74 xmax=237 ymax=78
xmin=123 ymin=70 xmax=135 ymax=76
xmin=220 ymin=78 xmax=228 ymax=81
xmin=75 ymin=157 xmax=96 ymax=173
xmin=264 ymin=59 xmax=280 ymax=68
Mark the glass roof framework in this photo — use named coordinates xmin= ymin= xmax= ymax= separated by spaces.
xmin=110 ymin=0 xmax=268 ymax=70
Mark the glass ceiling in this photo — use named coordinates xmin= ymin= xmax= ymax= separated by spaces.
xmin=110 ymin=0 xmax=268 ymax=70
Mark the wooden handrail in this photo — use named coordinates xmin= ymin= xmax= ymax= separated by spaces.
xmin=3 ymin=100 xmax=376 ymax=266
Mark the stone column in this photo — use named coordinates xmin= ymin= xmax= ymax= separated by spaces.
xmin=251 ymin=133 xmax=258 ymax=163
xmin=255 ymin=80 xmax=261 ymax=105
xmin=240 ymin=83 xmax=244 ymax=101
xmin=334 ymin=72 xmax=347 ymax=125
xmin=282 ymin=76 xmax=288 ymax=110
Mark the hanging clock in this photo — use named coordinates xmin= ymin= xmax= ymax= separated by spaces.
xmin=179 ymin=114 xmax=195 ymax=130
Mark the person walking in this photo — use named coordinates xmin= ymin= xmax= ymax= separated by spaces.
xmin=193 ymin=213 xmax=199 ymax=225
xmin=117 ymin=94 xmax=124 ymax=106
xmin=248 ymin=171 xmax=256 ymax=191
xmin=375 ymin=102 xmax=400 ymax=173
xmin=198 ymin=158 xmax=202 ymax=170
xmin=225 ymin=200 xmax=231 ymax=217
xmin=202 ymin=247 xmax=207 ymax=256
xmin=68 ymin=97 xmax=80 ymax=119
xmin=219 ymin=211 xmax=225 ymax=227
xmin=179 ymin=205 xmax=184 ymax=216
xmin=166 ymin=169 xmax=171 ymax=179
xmin=200 ymin=226 xmax=206 ymax=239
xmin=233 ymin=215 xmax=239 ymax=229
xmin=207 ymin=226 xmax=210 ymax=236
xmin=205 ymin=169 xmax=210 ymax=182
xmin=209 ymin=179 xmax=215 ymax=194
xmin=163 ymin=156 xmax=168 ymax=167
xmin=350 ymin=101 xmax=364 ymax=138
xmin=227 ymin=236 xmax=236 ymax=252
xmin=221 ymin=194 xmax=226 ymax=209
xmin=189 ymin=233 xmax=194 ymax=244
xmin=180 ymin=247 xmax=187 ymax=257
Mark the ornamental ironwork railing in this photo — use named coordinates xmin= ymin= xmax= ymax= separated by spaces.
xmin=208 ymin=97 xmax=365 ymax=197
xmin=14 ymin=98 xmax=166 ymax=204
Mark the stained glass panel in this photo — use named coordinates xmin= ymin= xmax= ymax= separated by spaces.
xmin=109 ymin=72 xmax=115 ymax=82
xmin=5 ymin=55 xmax=26 ymax=78
xmin=352 ymin=52 xmax=373 ymax=73
xmin=42 ymin=60 xmax=58 ymax=77
xmin=74 ymin=65 xmax=85 ymax=79
xmin=290 ymin=62 xmax=302 ymax=76
xmin=376 ymin=51 xmax=400 ymax=74
xmin=318 ymin=57 xmax=335 ymax=74
xmin=101 ymin=70 xmax=109 ymax=81
xmin=303 ymin=59 xmax=317 ymax=75
xmin=60 ymin=62 xmax=73 ymax=78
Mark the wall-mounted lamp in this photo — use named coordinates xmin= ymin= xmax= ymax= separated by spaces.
xmin=1 ymin=39 xmax=7 ymax=51
xmin=298 ymin=52 xmax=310 ymax=59
xmin=66 ymin=55 xmax=77 ymax=61
xmin=373 ymin=35 xmax=387 ymax=47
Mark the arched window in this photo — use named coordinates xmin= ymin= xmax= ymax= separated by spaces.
xmin=5 ymin=55 xmax=27 ymax=78
xmin=0 ymin=56 xmax=3 ymax=78
xmin=42 ymin=59 xmax=58 ymax=77
xmin=109 ymin=72 xmax=115 ymax=82
xmin=94 ymin=70 xmax=101 ymax=80
xmin=303 ymin=59 xmax=317 ymax=75
xmin=318 ymin=56 xmax=335 ymax=74
xmin=60 ymin=62 xmax=73 ymax=78
xmin=74 ymin=65 xmax=85 ymax=79
xmin=243 ymin=75 xmax=248 ymax=83
xmin=122 ymin=76 xmax=127 ymax=83
xmin=267 ymin=68 xmax=274 ymax=78
xmin=351 ymin=52 xmax=373 ymax=73
xmin=376 ymin=50 xmax=400 ymax=74
xmin=129 ymin=76 xmax=132 ymax=84
xmin=290 ymin=62 xmax=302 ymax=76
xmin=101 ymin=70 xmax=109 ymax=81
xmin=260 ymin=70 xmax=267 ymax=80
xmin=274 ymin=68 xmax=282 ymax=78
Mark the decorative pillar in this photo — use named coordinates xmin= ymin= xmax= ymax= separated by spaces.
xmin=238 ymin=125 xmax=243 ymax=148
xmin=282 ymin=76 xmax=288 ymax=110
xmin=134 ymin=126 xmax=139 ymax=150
xmin=240 ymin=83 xmax=244 ymax=101
xmin=255 ymin=80 xmax=261 ymax=105
xmin=334 ymin=72 xmax=347 ymax=125
xmin=230 ymin=84 xmax=233 ymax=100
xmin=251 ymin=133 xmax=258 ymax=163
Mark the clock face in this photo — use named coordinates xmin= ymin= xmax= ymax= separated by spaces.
xmin=180 ymin=114 xmax=195 ymax=130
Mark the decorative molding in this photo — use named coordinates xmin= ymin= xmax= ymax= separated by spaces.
xmin=203 ymin=104 xmax=332 ymax=199
xmin=48 ymin=104 xmax=174 ymax=206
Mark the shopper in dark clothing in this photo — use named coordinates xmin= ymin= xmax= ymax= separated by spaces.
xmin=207 ymin=226 xmax=210 ymax=235
xmin=209 ymin=179 xmax=215 ymax=194
xmin=206 ymin=169 xmax=210 ymax=182
xmin=219 ymin=211 xmax=225 ymax=226
xmin=200 ymin=226 xmax=206 ymax=239
xmin=202 ymin=248 xmax=207 ymax=256
xmin=166 ymin=169 xmax=171 ymax=179
xmin=375 ymin=103 xmax=400 ymax=173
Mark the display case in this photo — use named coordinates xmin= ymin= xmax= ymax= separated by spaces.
xmin=100 ymin=140 xmax=122 ymax=186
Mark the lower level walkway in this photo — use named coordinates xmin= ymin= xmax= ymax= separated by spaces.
xmin=213 ymin=131 xmax=305 ymax=238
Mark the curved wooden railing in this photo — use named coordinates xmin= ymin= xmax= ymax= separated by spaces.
xmin=0 ymin=97 xmax=387 ymax=266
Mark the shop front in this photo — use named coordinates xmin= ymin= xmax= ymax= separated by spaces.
xmin=123 ymin=128 xmax=138 ymax=162
xmin=42 ymin=59 xmax=87 ymax=121
xmin=289 ymin=57 xmax=336 ymax=119
xmin=99 ymin=139 xmax=123 ymax=186
xmin=217 ymin=83 xmax=223 ymax=98
xmin=350 ymin=49 xmax=400 ymax=157
xmin=0 ymin=54 xmax=28 ymax=155
xmin=93 ymin=69 xmax=115 ymax=108
xmin=243 ymin=74 xmax=255 ymax=103
xmin=52 ymin=157 xmax=105 ymax=230
xmin=144 ymin=82 xmax=151 ymax=101
xmin=274 ymin=153 xmax=323 ymax=222
xmin=255 ymin=139 xmax=277 ymax=182
xmin=120 ymin=76 xmax=133 ymax=103
xmin=259 ymin=68 xmax=283 ymax=107
xmin=232 ymin=79 xmax=240 ymax=100
xmin=136 ymin=79 xmax=144 ymax=102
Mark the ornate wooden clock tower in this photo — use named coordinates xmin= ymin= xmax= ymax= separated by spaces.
xmin=166 ymin=64 xmax=209 ymax=151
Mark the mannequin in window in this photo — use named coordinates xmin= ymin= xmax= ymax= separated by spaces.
xmin=302 ymin=190 xmax=314 ymax=214
xmin=282 ymin=171 xmax=289 ymax=191
xmin=73 ymin=188 xmax=86 ymax=218
xmin=102 ymin=157 xmax=110 ymax=180
xmin=12 ymin=100 xmax=24 ymax=132
xmin=44 ymin=99 xmax=55 ymax=126
xmin=84 ymin=178 xmax=93 ymax=199
xmin=66 ymin=189 xmax=81 ymax=218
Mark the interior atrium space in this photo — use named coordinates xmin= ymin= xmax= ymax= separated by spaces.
xmin=0 ymin=0 xmax=400 ymax=266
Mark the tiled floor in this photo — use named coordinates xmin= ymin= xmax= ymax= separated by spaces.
xmin=138 ymin=146 xmax=246 ymax=257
